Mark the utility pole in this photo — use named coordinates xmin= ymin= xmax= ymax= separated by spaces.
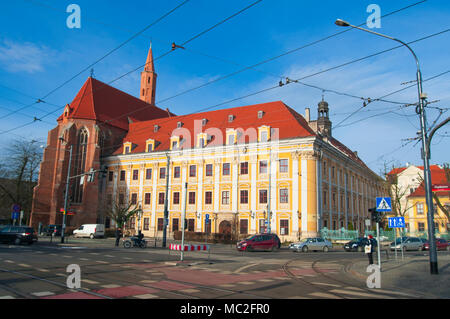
xmin=162 ymin=154 xmax=171 ymax=248
xmin=61 ymin=145 xmax=73 ymax=244
xmin=180 ymin=182 xmax=188 ymax=261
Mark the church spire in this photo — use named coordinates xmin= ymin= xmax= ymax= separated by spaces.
xmin=140 ymin=42 xmax=157 ymax=105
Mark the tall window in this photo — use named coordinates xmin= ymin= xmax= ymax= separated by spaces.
xmin=222 ymin=191 xmax=230 ymax=205
xmin=157 ymin=218 xmax=164 ymax=231
xmin=108 ymin=171 xmax=113 ymax=182
xmin=160 ymin=167 xmax=166 ymax=179
xmin=72 ymin=128 xmax=88 ymax=203
xmin=132 ymin=169 xmax=139 ymax=181
xmin=280 ymin=188 xmax=289 ymax=203
xmin=205 ymin=164 xmax=213 ymax=177
xmin=173 ymin=192 xmax=180 ymax=205
xmin=205 ymin=191 xmax=212 ymax=205
xmin=240 ymin=162 xmax=248 ymax=175
xmin=280 ymin=219 xmax=289 ymax=235
xmin=188 ymin=192 xmax=196 ymax=205
xmin=174 ymin=166 xmax=181 ymax=178
xmin=189 ymin=165 xmax=196 ymax=177
xmin=144 ymin=193 xmax=151 ymax=205
xmin=131 ymin=193 xmax=137 ymax=205
xmin=240 ymin=190 xmax=248 ymax=204
xmin=416 ymin=202 xmax=424 ymax=215
xmin=120 ymin=170 xmax=126 ymax=181
xmin=158 ymin=193 xmax=165 ymax=205
xmin=240 ymin=219 xmax=248 ymax=234
xmin=259 ymin=160 xmax=268 ymax=174
xmin=145 ymin=168 xmax=152 ymax=180
xmin=172 ymin=218 xmax=179 ymax=232
xmin=223 ymin=163 xmax=230 ymax=176
xmin=279 ymin=159 xmax=288 ymax=173
xmin=188 ymin=219 xmax=195 ymax=232
xmin=259 ymin=189 xmax=268 ymax=204
xmin=143 ymin=218 xmax=149 ymax=231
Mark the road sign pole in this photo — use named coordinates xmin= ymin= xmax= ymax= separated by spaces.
xmin=394 ymin=229 xmax=398 ymax=261
xmin=376 ymin=221 xmax=381 ymax=271
xmin=180 ymin=182 xmax=187 ymax=262
xmin=61 ymin=145 xmax=73 ymax=244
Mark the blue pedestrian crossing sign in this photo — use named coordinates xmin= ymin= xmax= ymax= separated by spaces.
xmin=388 ymin=217 xmax=405 ymax=228
xmin=376 ymin=197 xmax=392 ymax=212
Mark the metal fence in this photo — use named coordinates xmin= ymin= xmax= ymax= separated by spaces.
xmin=320 ymin=227 xmax=449 ymax=241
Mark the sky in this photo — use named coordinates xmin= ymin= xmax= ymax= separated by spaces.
xmin=0 ymin=0 xmax=449 ymax=176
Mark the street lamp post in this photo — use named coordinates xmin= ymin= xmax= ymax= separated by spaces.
xmin=61 ymin=144 xmax=73 ymax=244
xmin=335 ymin=19 xmax=438 ymax=274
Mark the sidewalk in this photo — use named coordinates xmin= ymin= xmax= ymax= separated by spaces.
xmin=347 ymin=252 xmax=450 ymax=298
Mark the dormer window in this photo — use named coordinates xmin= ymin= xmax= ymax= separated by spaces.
xmin=258 ymin=126 xmax=271 ymax=142
xmin=170 ymin=136 xmax=180 ymax=150
xmin=177 ymin=121 xmax=183 ymax=128
xmin=258 ymin=110 xmax=264 ymax=119
xmin=123 ymin=142 xmax=132 ymax=155
xmin=202 ymin=118 xmax=208 ymax=126
xmin=146 ymin=139 xmax=155 ymax=152
xmin=228 ymin=115 xmax=235 ymax=123
xmin=154 ymin=125 xmax=160 ymax=133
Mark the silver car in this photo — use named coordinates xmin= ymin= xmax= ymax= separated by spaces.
xmin=390 ymin=237 xmax=423 ymax=251
xmin=289 ymin=237 xmax=333 ymax=252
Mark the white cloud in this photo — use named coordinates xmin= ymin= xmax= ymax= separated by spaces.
xmin=0 ymin=39 xmax=56 ymax=74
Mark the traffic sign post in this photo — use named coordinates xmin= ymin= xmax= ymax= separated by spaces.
xmin=205 ymin=214 xmax=210 ymax=245
xmin=374 ymin=197 xmax=392 ymax=271
xmin=388 ymin=217 xmax=406 ymax=261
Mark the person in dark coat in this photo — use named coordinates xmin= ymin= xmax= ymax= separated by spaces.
xmin=365 ymin=235 xmax=376 ymax=265
xmin=115 ymin=227 xmax=122 ymax=247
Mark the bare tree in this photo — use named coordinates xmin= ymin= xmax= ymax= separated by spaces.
xmin=0 ymin=139 xmax=43 ymax=223
xmin=106 ymin=201 xmax=141 ymax=235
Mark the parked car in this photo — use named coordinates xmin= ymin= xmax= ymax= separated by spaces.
xmin=41 ymin=224 xmax=62 ymax=236
xmin=289 ymin=237 xmax=333 ymax=252
xmin=343 ymin=237 xmax=375 ymax=252
xmin=422 ymin=238 xmax=449 ymax=251
xmin=0 ymin=226 xmax=38 ymax=245
xmin=236 ymin=234 xmax=281 ymax=251
xmin=390 ymin=237 xmax=423 ymax=251
xmin=73 ymin=224 xmax=105 ymax=239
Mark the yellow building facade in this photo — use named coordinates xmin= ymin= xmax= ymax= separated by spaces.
xmin=101 ymin=100 xmax=386 ymax=242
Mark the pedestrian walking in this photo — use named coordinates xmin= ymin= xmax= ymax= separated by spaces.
xmin=115 ymin=227 xmax=122 ymax=247
xmin=365 ymin=235 xmax=375 ymax=265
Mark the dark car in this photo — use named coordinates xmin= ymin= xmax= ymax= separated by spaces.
xmin=344 ymin=237 xmax=377 ymax=252
xmin=236 ymin=233 xmax=281 ymax=252
xmin=422 ymin=238 xmax=449 ymax=251
xmin=41 ymin=224 xmax=62 ymax=236
xmin=0 ymin=226 xmax=38 ymax=245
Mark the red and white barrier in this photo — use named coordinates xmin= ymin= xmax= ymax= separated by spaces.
xmin=169 ymin=244 xmax=209 ymax=251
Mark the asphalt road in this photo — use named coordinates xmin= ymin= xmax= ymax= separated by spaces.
xmin=0 ymin=237 xmax=443 ymax=300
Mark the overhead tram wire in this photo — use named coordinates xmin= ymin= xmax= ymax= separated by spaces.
xmin=1 ymin=0 xmax=427 ymax=131
xmin=3 ymin=0 xmax=425 ymax=124
xmin=0 ymin=0 xmax=264 ymax=139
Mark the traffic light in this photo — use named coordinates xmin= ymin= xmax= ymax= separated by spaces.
xmin=369 ymin=207 xmax=382 ymax=223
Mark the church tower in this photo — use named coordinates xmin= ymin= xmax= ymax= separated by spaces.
xmin=317 ymin=97 xmax=332 ymax=137
xmin=140 ymin=43 xmax=157 ymax=105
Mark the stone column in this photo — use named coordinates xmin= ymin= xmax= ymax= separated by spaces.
xmin=292 ymin=151 xmax=299 ymax=238
xmin=197 ymin=159 xmax=204 ymax=232
xmin=250 ymin=156 xmax=257 ymax=233
xmin=150 ymin=163 xmax=159 ymax=232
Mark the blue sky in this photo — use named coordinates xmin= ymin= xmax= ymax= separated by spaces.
xmin=0 ymin=0 xmax=449 ymax=175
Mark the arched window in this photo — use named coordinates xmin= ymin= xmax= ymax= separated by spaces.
xmin=72 ymin=128 xmax=88 ymax=203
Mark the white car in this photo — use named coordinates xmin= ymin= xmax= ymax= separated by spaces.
xmin=289 ymin=237 xmax=333 ymax=252
xmin=73 ymin=224 xmax=105 ymax=239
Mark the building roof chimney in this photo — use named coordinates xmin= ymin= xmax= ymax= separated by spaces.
xmin=305 ymin=108 xmax=310 ymax=122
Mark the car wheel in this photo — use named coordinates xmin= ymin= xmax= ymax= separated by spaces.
xmin=123 ymin=241 xmax=132 ymax=248
xmin=14 ymin=238 xmax=21 ymax=245
xmin=90 ymin=234 xmax=95 ymax=239
xmin=302 ymin=246 xmax=308 ymax=253
xmin=323 ymin=246 xmax=329 ymax=252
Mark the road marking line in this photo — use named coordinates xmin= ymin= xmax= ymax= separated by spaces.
xmin=329 ymin=289 xmax=392 ymax=299
xmin=101 ymin=284 xmax=121 ymax=289
xmin=134 ymin=294 xmax=158 ymax=299
xmin=257 ymin=279 xmax=274 ymax=282
xmin=287 ymin=296 xmax=311 ymax=299
xmin=310 ymin=282 xmax=341 ymax=288
xmin=140 ymin=280 xmax=157 ymax=284
xmin=238 ymin=281 xmax=255 ymax=285
xmin=218 ymin=284 xmax=235 ymax=288
xmin=31 ymin=291 xmax=55 ymax=297
xmin=309 ymin=292 xmax=342 ymax=299
xmin=233 ymin=263 xmax=259 ymax=273
xmin=0 ymin=296 xmax=15 ymax=299
xmin=79 ymin=258 xmax=89 ymax=261
xmin=81 ymin=279 xmax=100 ymax=284
xmin=36 ymin=268 xmax=50 ymax=273
xmin=96 ymin=261 xmax=108 ymax=264
xmin=104 ymin=255 xmax=114 ymax=258
xmin=179 ymin=289 xmax=200 ymax=293
xmin=18 ymin=264 xmax=31 ymax=268
xmin=4 ymin=260 xmax=14 ymax=263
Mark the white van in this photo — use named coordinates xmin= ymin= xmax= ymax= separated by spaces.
xmin=73 ymin=224 xmax=105 ymax=239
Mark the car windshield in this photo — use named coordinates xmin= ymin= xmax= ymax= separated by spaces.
xmin=393 ymin=237 xmax=409 ymax=244
xmin=245 ymin=235 xmax=256 ymax=241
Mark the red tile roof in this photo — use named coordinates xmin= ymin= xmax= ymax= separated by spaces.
xmin=408 ymin=166 xmax=449 ymax=197
xmin=57 ymin=77 xmax=172 ymax=130
xmin=113 ymin=101 xmax=317 ymax=154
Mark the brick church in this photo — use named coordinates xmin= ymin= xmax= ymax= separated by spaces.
xmin=30 ymin=45 xmax=171 ymax=229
